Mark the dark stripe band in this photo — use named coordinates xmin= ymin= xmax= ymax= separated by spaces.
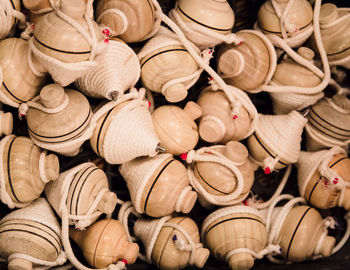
xmin=205 ymin=216 xmax=264 ymax=235
xmin=252 ymin=133 xmax=287 ymax=166
xmin=34 ymin=36 xmax=91 ymax=55
xmin=28 ymin=110 xmax=91 ymax=142
xmin=96 ymin=108 xmax=114 ymax=156
xmin=144 ymin=159 xmax=175 ymax=213
xmin=194 ymin=164 xmax=229 ymax=195
xmin=141 ymin=48 xmax=188 ymax=68
xmin=2 ymin=82 xmax=25 ymax=103
xmin=7 ymin=137 xmax=21 ymax=203
xmin=178 ymin=5 xmax=232 ymax=32
xmin=286 ymin=207 xmax=311 ymax=259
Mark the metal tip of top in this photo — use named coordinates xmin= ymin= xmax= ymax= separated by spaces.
xmin=109 ymin=91 xmax=119 ymax=101
xmin=156 ymin=144 xmax=166 ymax=153
xmin=302 ymin=109 xmax=310 ymax=118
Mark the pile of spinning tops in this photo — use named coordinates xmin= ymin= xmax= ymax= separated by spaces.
xmin=0 ymin=0 xmax=349 ymax=269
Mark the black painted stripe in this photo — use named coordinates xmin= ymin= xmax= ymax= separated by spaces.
xmin=28 ymin=109 xmax=91 ymax=142
xmin=2 ymin=221 xmax=60 ymax=249
xmin=7 ymin=137 xmax=21 ymax=203
xmin=310 ymin=108 xmax=350 ymax=132
xmin=308 ymin=119 xmax=349 ymax=140
xmin=158 ymin=217 xmax=186 ymax=268
xmin=194 ymin=164 xmax=230 ymax=195
xmin=286 ymin=207 xmax=311 ymax=260
xmin=259 ymin=20 xmax=312 ymax=34
xmin=252 ymin=133 xmax=287 ymax=166
xmin=141 ymin=48 xmax=187 ymax=68
xmin=69 ymin=166 xmax=94 ymax=215
xmin=146 ymin=0 xmax=154 ymax=17
xmin=2 ymin=82 xmax=25 ymax=103
xmin=144 ymin=160 xmax=175 ymax=213
xmin=205 ymin=216 xmax=264 ymax=235
xmin=34 ymin=36 xmax=91 ymax=55
xmin=308 ymin=175 xmax=322 ymax=202
xmin=308 ymin=157 xmax=348 ymax=202
xmin=93 ymin=219 xmax=110 ymax=266
xmin=9 ymin=0 xmax=15 ymax=9
xmin=327 ymin=46 xmax=350 ymax=57
xmin=0 ymin=228 xmax=59 ymax=255
xmin=178 ymin=5 xmax=232 ymax=32
xmin=75 ymin=168 xmax=99 ymax=215
xmin=96 ymin=108 xmax=114 ymax=156
xmin=308 ymin=113 xmax=350 ymax=137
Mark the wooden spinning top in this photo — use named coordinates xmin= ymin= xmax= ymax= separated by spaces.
xmin=297 ymin=147 xmax=350 ymax=210
xmin=170 ymin=0 xmax=235 ymax=49
xmin=217 ymin=30 xmax=276 ymax=92
xmin=33 ymin=0 xmax=103 ymax=63
xmin=0 ymin=198 xmax=66 ymax=269
xmin=190 ymin=141 xmax=254 ymax=206
xmin=268 ymin=204 xmax=336 ymax=262
xmin=152 ymin=102 xmax=202 ymax=155
xmin=305 ymin=94 xmax=350 ymax=151
xmin=0 ymin=38 xmax=47 ymax=107
xmin=70 ymin=219 xmax=139 ymax=268
xmin=75 ymin=38 xmax=140 ymax=100
xmin=257 ymin=0 xmax=313 ymax=39
xmin=120 ymin=153 xmax=197 ymax=217
xmin=90 ymin=92 xmax=160 ymax=164
xmin=270 ymin=47 xmax=323 ymax=114
xmin=45 ymin=162 xmax=117 ymax=229
xmin=96 ymin=0 xmax=156 ymax=43
xmin=0 ymin=111 xmax=12 ymax=136
xmin=196 ymin=87 xmax=252 ymax=143
xmin=201 ymin=205 xmax=268 ymax=270
xmin=309 ymin=3 xmax=350 ymax=69
xmin=247 ymin=110 xmax=307 ymax=173
xmin=139 ymin=27 xmax=200 ymax=103
xmin=0 ymin=135 xmax=59 ymax=208
xmin=25 ymin=84 xmax=92 ymax=156
xmin=134 ymin=216 xmax=210 ymax=270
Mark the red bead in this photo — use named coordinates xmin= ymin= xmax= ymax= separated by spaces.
xmin=121 ymin=259 xmax=128 ymax=265
xmin=148 ymin=101 xmax=151 ymax=108
xmin=180 ymin=153 xmax=187 ymax=160
xmin=264 ymin=167 xmax=271 ymax=175
xmin=333 ymin=178 xmax=339 ymax=184
xmin=243 ymin=199 xmax=248 ymax=206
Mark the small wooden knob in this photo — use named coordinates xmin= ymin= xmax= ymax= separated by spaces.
xmin=297 ymin=47 xmax=315 ymax=61
xmin=176 ymin=190 xmax=197 ymax=214
xmin=60 ymin=0 xmax=85 ymax=20
xmin=319 ymin=3 xmax=338 ymax=25
xmin=8 ymin=258 xmax=32 ymax=270
xmin=0 ymin=111 xmax=13 ymax=136
xmin=164 ymin=83 xmax=188 ymax=103
xmin=199 ymin=116 xmax=226 ymax=143
xmin=228 ymin=252 xmax=254 ymax=270
xmin=184 ymin=102 xmax=202 ymax=121
xmin=225 ymin=141 xmax=248 ymax=163
xmin=218 ymin=49 xmax=245 ymax=76
xmin=44 ymin=154 xmax=59 ymax=181
xmin=119 ymin=241 xmax=139 ymax=264
xmin=193 ymin=247 xmax=210 ymax=268
xmin=319 ymin=236 xmax=336 ymax=257
xmin=40 ymin=84 xmax=66 ymax=109
xmin=96 ymin=191 xmax=117 ymax=214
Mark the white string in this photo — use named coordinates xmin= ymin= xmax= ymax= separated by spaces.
xmin=18 ymin=93 xmax=69 ymax=117
xmin=8 ymin=252 xmax=67 ymax=270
